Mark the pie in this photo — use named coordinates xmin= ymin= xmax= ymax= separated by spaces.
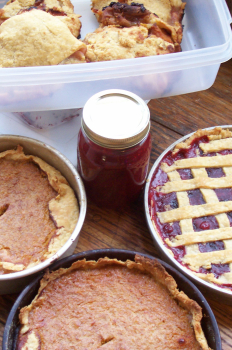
xmin=84 ymin=25 xmax=175 ymax=62
xmin=0 ymin=9 xmax=86 ymax=67
xmin=149 ymin=127 xmax=232 ymax=291
xmin=91 ymin=1 xmax=185 ymax=52
xmin=0 ymin=0 xmax=185 ymax=67
xmin=0 ymin=145 xmax=79 ymax=274
xmin=16 ymin=255 xmax=211 ymax=350
xmin=0 ymin=0 xmax=82 ymax=38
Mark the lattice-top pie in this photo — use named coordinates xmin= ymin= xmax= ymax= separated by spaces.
xmin=149 ymin=127 xmax=232 ymax=291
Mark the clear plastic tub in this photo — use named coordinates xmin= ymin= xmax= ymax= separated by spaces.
xmin=14 ymin=108 xmax=83 ymax=129
xmin=0 ymin=0 xmax=231 ymax=113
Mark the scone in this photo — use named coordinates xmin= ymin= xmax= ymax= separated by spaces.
xmin=16 ymin=256 xmax=211 ymax=350
xmin=0 ymin=9 xmax=87 ymax=67
xmin=0 ymin=145 xmax=79 ymax=273
xmin=0 ymin=0 xmax=81 ymax=37
xmin=84 ymin=25 xmax=175 ymax=62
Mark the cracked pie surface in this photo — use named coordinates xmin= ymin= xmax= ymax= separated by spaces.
xmin=17 ymin=256 xmax=211 ymax=350
xmin=0 ymin=145 xmax=79 ymax=274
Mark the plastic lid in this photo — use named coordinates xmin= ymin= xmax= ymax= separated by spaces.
xmin=82 ymin=89 xmax=150 ymax=149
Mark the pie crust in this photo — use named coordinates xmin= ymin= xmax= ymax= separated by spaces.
xmin=84 ymin=25 xmax=175 ymax=62
xmin=17 ymin=255 xmax=211 ymax=350
xmin=0 ymin=145 xmax=79 ymax=273
xmin=149 ymin=127 xmax=232 ymax=290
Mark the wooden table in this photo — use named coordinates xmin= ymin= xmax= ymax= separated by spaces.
xmin=0 ymin=59 xmax=232 ymax=349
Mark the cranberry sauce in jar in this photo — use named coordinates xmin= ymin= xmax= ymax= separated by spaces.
xmin=77 ymin=89 xmax=151 ymax=208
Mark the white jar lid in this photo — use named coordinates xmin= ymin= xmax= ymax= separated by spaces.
xmin=82 ymin=89 xmax=150 ymax=149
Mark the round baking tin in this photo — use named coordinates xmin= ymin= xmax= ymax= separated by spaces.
xmin=3 ymin=249 xmax=221 ymax=350
xmin=0 ymin=135 xmax=87 ymax=295
xmin=144 ymin=125 xmax=232 ymax=304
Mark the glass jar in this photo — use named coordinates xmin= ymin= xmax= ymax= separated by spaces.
xmin=77 ymin=89 xmax=151 ymax=208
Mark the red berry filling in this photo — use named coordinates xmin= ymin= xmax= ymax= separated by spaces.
xmin=149 ymin=135 xmax=232 ymax=290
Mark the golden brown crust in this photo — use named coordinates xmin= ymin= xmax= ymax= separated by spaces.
xmin=84 ymin=25 xmax=175 ymax=62
xmin=17 ymin=256 xmax=211 ymax=350
xmin=172 ymin=127 xmax=232 ymax=153
xmin=0 ymin=145 xmax=79 ymax=273
xmin=0 ymin=10 xmax=86 ymax=68
xmin=92 ymin=2 xmax=182 ymax=50
xmin=91 ymin=0 xmax=186 ymax=45
xmin=0 ymin=0 xmax=82 ymax=37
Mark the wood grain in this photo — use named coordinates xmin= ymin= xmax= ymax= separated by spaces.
xmin=0 ymin=60 xmax=232 ymax=350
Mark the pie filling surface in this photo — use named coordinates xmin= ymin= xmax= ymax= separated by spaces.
xmin=0 ymin=145 xmax=79 ymax=274
xmin=16 ymin=256 xmax=211 ymax=350
xmin=149 ymin=127 xmax=232 ymax=291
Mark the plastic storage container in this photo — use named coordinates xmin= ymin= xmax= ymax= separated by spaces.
xmin=0 ymin=0 xmax=231 ymax=113
xmin=14 ymin=108 xmax=83 ymax=129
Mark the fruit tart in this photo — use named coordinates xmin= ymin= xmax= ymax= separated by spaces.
xmin=149 ymin=127 xmax=232 ymax=291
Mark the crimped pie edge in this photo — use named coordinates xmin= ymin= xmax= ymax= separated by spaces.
xmin=0 ymin=145 xmax=79 ymax=273
xmin=18 ymin=255 xmax=211 ymax=350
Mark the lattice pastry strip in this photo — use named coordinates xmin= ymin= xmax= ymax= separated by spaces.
xmin=161 ymin=153 xmax=232 ymax=173
xmin=166 ymin=171 xmax=198 ymax=256
xmin=164 ymin=165 xmax=232 ymax=284
xmin=157 ymin=201 xmax=232 ymax=223
xmin=200 ymin=138 xmax=232 ymax=153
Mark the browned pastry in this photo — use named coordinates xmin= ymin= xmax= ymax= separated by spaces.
xmin=0 ymin=10 xmax=86 ymax=67
xmin=84 ymin=24 xmax=175 ymax=62
xmin=0 ymin=145 xmax=79 ymax=273
xmin=91 ymin=0 xmax=185 ymax=49
xmin=93 ymin=2 xmax=182 ymax=50
xmin=17 ymin=255 xmax=211 ymax=350
xmin=0 ymin=0 xmax=82 ymax=37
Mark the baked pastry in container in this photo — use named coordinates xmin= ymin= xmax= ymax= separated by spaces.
xmin=91 ymin=0 xmax=185 ymax=49
xmin=16 ymin=255 xmax=211 ymax=350
xmin=0 ymin=0 xmax=82 ymax=38
xmin=0 ymin=145 xmax=79 ymax=274
xmin=0 ymin=9 xmax=86 ymax=67
xmin=84 ymin=24 xmax=175 ymax=62
xmin=149 ymin=127 xmax=232 ymax=292
xmin=92 ymin=2 xmax=183 ymax=51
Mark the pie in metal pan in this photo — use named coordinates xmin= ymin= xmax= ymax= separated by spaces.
xmin=13 ymin=253 xmax=214 ymax=350
xmin=0 ymin=144 xmax=79 ymax=274
xmin=146 ymin=126 xmax=232 ymax=301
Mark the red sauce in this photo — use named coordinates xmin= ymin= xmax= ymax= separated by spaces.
xmin=77 ymin=129 xmax=151 ymax=208
xmin=149 ymin=135 xmax=232 ymax=290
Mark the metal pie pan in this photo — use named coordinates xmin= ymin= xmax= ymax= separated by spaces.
xmin=144 ymin=125 xmax=232 ymax=304
xmin=3 ymin=249 xmax=221 ymax=350
xmin=0 ymin=135 xmax=87 ymax=295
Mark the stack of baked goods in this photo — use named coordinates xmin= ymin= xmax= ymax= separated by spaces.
xmin=85 ymin=0 xmax=185 ymax=61
xmin=0 ymin=0 xmax=185 ymax=67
